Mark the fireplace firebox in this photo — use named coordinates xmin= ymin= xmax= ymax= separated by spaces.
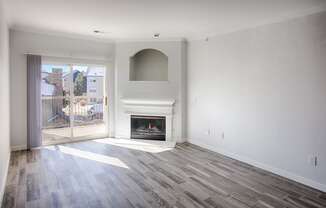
xmin=131 ymin=115 xmax=166 ymax=140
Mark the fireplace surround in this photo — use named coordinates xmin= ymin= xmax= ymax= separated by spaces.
xmin=121 ymin=98 xmax=175 ymax=142
xmin=131 ymin=115 xmax=166 ymax=140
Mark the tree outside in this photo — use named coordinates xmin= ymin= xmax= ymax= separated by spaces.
xmin=74 ymin=72 xmax=86 ymax=96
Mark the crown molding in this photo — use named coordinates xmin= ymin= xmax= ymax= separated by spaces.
xmin=189 ymin=5 xmax=326 ymax=41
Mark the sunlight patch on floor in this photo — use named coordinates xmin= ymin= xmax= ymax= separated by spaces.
xmin=94 ymin=138 xmax=174 ymax=153
xmin=57 ymin=145 xmax=130 ymax=169
xmin=43 ymin=145 xmax=57 ymax=151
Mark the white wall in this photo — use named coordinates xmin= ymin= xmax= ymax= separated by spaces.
xmin=10 ymin=30 xmax=115 ymax=150
xmin=187 ymin=11 xmax=326 ymax=191
xmin=115 ymin=41 xmax=187 ymax=142
xmin=0 ymin=0 xmax=11 ymax=203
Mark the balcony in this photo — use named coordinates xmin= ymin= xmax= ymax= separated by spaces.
xmin=42 ymin=96 xmax=107 ymax=145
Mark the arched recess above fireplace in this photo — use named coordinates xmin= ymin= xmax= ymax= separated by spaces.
xmin=129 ymin=48 xmax=168 ymax=81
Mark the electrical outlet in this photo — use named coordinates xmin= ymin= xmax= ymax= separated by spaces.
xmin=308 ymin=155 xmax=318 ymax=167
xmin=314 ymin=156 xmax=318 ymax=167
xmin=192 ymin=97 xmax=198 ymax=105
xmin=308 ymin=155 xmax=314 ymax=165
xmin=212 ymin=129 xmax=217 ymax=137
xmin=204 ymin=129 xmax=210 ymax=136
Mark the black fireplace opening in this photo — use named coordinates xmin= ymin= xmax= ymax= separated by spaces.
xmin=131 ymin=115 xmax=166 ymax=141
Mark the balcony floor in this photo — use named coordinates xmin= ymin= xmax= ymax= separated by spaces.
xmin=42 ymin=123 xmax=107 ymax=145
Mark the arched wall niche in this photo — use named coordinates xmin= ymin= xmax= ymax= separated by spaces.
xmin=129 ymin=48 xmax=168 ymax=81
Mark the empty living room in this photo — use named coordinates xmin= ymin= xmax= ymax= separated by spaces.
xmin=1 ymin=0 xmax=326 ymax=207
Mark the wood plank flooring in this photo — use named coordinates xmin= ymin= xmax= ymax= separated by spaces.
xmin=2 ymin=139 xmax=326 ymax=208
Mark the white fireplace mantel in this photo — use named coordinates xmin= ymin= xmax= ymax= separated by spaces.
xmin=121 ymin=98 xmax=175 ymax=115
xmin=120 ymin=98 xmax=176 ymax=143
xmin=121 ymin=98 xmax=175 ymax=106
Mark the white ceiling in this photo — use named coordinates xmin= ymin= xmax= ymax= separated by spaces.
xmin=3 ymin=0 xmax=326 ymax=41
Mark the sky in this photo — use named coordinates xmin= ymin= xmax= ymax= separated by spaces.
xmin=42 ymin=64 xmax=104 ymax=76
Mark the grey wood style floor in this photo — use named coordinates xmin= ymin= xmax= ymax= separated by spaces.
xmin=2 ymin=139 xmax=326 ymax=208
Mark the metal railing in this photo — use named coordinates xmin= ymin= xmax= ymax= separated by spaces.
xmin=42 ymin=96 xmax=105 ymax=129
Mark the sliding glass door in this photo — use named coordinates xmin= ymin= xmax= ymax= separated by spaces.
xmin=41 ymin=63 xmax=108 ymax=145
xmin=71 ymin=65 xmax=107 ymax=138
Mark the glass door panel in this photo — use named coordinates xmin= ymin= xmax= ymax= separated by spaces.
xmin=41 ymin=64 xmax=72 ymax=144
xmin=72 ymin=65 xmax=107 ymax=139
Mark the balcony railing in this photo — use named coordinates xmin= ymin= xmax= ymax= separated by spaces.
xmin=42 ymin=96 xmax=105 ymax=129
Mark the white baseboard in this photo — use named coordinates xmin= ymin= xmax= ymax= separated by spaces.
xmin=0 ymin=151 xmax=10 ymax=206
xmin=11 ymin=144 xmax=27 ymax=151
xmin=187 ymin=138 xmax=326 ymax=193
xmin=176 ymin=138 xmax=188 ymax=143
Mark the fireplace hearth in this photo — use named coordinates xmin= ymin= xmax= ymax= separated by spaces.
xmin=131 ymin=115 xmax=166 ymax=140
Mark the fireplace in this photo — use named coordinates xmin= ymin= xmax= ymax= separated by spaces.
xmin=131 ymin=115 xmax=166 ymax=140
